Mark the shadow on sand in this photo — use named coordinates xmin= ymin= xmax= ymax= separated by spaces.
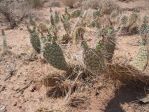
xmin=105 ymin=81 xmax=149 ymax=112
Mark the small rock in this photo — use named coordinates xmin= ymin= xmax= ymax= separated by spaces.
xmin=13 ymin=102 xmax=17 ymax=106
xmin=0 ymin=86 xmax=6 ymax=92
xmin=139 ymin=94 xmax=149 ymax=104
xmin=30 ymin=86 xmax=37 ymax=92
xmin=0 ymin=105 xmax=6 ymax=112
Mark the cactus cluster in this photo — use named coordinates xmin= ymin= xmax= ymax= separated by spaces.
xmin=129 ymin=16 xmax=149 ymax=71
xmin=27 ymin=8 xmax=149 ymax=83
xmin=80 ymin=28 xmax=106 ymax=75
xmin=98 ymin=26 xmax=116 ymax=63
xmin=140 ymin=16 xmax=149 ymax=45
xmin=119 ymin=12 xmax=139 ymax=35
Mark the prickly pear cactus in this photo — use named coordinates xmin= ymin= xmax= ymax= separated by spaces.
xmin=119 ymin=15 xmax=129 ymax=35
xmin=54 ymin=11 xmax=60 ymax=24
xmin=71 ymin=9 xmax=81 ymax=18
xmin=99 ymin=26 xmax=116 ymax=62
xmin=93 ymin=9 xmax=102 ymax=19
xmin=61 ymin=14 xmax=71 ymax=34
xmin=74 ymin=27 xmax=85 ymax=45
xmin=43 ymin=40 xmax=68 ymax=71
xmin=130 ymin=17 xmax=149 ymax=71
xmin=121 ymin=15 xmax=128 ymax=27
xmin=140 ymin=16 xmax=149 ymax=38
xmin=50 ymin=10 xmax=60 ymax=26
xmin=62 ymin=8 xmax=71 ymax=21
xmin=82 ymin=40 xmax=105 ymax=75
xmin=50 ymin=14 xmax=56 ymax=26
xmin=130 ymin=45 xmax=148 ymax=71
xmin=27 ymin=26 xmax=41 ymax=53
xmin=80 ymin=28 xmax=105 ymax=75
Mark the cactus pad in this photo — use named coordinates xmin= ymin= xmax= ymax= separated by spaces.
xmin=99 ymin=26 xmax=116 ymax=62
xmin=71 ymin=9 xmax=81 ymax=18
xmin=27 ymin=26 xmax=41 ymax=53
xmin=43 ymin=41 xmax=68 ymax=70
xmin=82 ymin=41 xmax=105 ymax=75
xmin=130 ymin=45 xmax=148 ymax=71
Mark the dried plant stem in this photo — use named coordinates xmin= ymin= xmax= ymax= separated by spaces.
xmin=64 ymin=71 xmax=83 ymax=102
xmin=1 ymin=29 xmax=8 ymax=54
xmin=39 ymin=37 xmax=45 ymax=59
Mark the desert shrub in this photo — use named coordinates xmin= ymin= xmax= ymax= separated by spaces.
xmin=0 ymin=0 xmax=30 ymax=28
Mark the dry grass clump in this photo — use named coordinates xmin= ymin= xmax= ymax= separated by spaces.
xmin=42 ymin=73 xmax=80 ymax=98
xmin=41 ymin=74 xmax=64 ymax=87
xmin=46 ymin=80 xmax=78 ymax=98
xmin=68 ymin=93 xmax=89 ymax=109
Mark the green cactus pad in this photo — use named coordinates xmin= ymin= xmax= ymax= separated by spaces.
xmin=99 ymin=26 xmax=116 ymax=62
xmin=71 ymin=9 xmax=81 ymax=18
xmin=121 ymin=15 xmax=128 ymax=26
xmin=82 ymin=41 xmax=105 ymax=75
xmin=130 ymin=45 xmax=148 ymax=71
xmin=43 ymin=41 xmax=68 ymax=70
xmin=28 ymin=27 xmax=41 ymax=53
xmin=83 ymin=48 xmax=105 ymax=75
